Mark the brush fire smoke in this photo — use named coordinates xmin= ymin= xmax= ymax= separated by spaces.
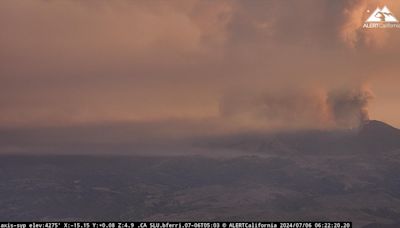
xmin=220 ymin=86 xmax=374 ymax=130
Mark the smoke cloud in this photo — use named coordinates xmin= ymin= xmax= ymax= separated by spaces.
xmin=327 ymin=87 xmax=373 ymax=128
xmin=0 ymin=0 xmax=399 ymax=130
xmin=220 ymin=86 xmax=374 ymax=130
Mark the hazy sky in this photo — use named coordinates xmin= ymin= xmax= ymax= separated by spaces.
xmin=1 ymin=0 xmax=400 ymax=131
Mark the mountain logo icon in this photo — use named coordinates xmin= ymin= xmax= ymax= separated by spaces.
xmin=366 ymin=6 xmax=399 ymax=23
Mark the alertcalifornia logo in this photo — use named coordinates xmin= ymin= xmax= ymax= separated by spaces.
xmin=363 ymin=5 xmax=400 ymax=28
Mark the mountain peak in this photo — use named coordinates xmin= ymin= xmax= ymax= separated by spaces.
xmin=359 ymin=120 xmax=399 ymax=134
xmin=357 ymin=120 xmax=400 ymax=151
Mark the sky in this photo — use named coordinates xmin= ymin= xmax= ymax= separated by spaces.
xmin=1 ymin=0 xmax=400 ymax=136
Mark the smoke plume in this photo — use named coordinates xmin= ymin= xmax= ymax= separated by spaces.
xmin=220 ymin=87 xmax=374 ymax=130
xmin=327 ymin=88 xmax=373 ymax=128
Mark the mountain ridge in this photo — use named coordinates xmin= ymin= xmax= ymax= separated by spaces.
xmin=198 ymin=120 xmax=400 ymax=155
